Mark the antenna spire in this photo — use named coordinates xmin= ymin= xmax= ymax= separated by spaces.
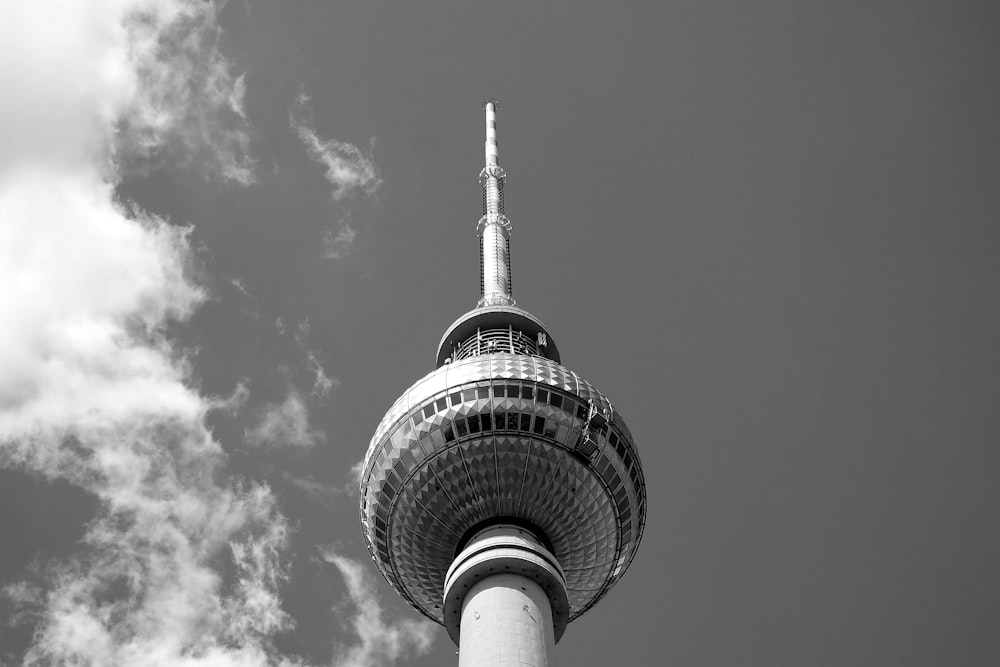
xmin=477 ymin=99 xmax=514 ymax=308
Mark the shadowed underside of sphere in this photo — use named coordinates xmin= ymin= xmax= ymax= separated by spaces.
xmin=359 ymin=353 xmax=647 ymax=625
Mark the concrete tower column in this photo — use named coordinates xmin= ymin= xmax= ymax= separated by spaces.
xmin=444 ymin=525 xmax=569 ymax=667
xmin=460 ymin=575 xmax=555 ymax=667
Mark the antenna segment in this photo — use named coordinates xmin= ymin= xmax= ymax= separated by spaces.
xmin=478 ymin=99 xmax=514 ymax=308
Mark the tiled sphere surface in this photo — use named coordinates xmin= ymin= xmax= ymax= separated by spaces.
xmin=360 ymin=353 xmax=647 ymax=624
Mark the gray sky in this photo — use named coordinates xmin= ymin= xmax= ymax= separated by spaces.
xmin=2 ymin=1 xmax=1000 ymax=665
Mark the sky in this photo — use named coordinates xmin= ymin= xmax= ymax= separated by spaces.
xmin=1 ymin=1 xmax=999 ymax=665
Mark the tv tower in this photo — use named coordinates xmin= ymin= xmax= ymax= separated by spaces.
xmin=360 ymin=100 xmax=647 ymax=666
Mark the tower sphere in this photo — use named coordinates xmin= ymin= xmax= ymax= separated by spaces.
xmin=359 ymin=101 xmax=647 ymax=647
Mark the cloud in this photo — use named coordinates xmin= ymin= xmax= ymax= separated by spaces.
xmin=231 ymin=277 xmax=255 ymax=299
xmin=213 ymin=380 xmax=251 ymax=415
xmin=308 ymin=352 xmax=338 ymax=397
xmin=0 ymin=1 xmax=288 ymax=665
xmin=117 ymin=3 xmax=256 ymax=183
xmin=0 ymin=3 xmax=427 ymax=666
xmin=0 ymin=0 xmax=254 ymax=184
xmin=349 ymin=459 xmax=366 ymax=486
xmin=279 ymin=472 xmax=342 ymax=510
xmin=291 ymin=94 xmax=381 ymax=202
xmin=245 ymin=390 xmax=321 ymax=449
xmin=0 ymin=170 xmax=295 ymax=665
xmin=321 ymin=549 xmax=435 ymax=667
xmin=290 ymin=93 xmax=380 ymax=260
xmin=323 ymin=224 xmax=358 ymax=260
xmin=292 ymin=319 xmax=339 ymax=397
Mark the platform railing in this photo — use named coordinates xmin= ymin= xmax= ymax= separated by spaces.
xmin=452 ymin=326 xmax=540 ymax=360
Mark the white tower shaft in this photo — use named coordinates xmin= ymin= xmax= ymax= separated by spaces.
xmin=459 ymin=575 xmax=556 ymax=667
xmin=444 ymin=525 xmax=569 ymax=666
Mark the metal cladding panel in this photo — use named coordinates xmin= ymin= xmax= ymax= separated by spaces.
xmin=360 ymin=354 xmax=647 ymax=625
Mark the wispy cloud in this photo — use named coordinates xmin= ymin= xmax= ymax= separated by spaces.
xmin=290 ymin=94 xmax=381 ymax=202
xmin=322 ymin=549 xmax=435 ymax=667
xmin=117 ymin=3 xmax=256 ymax=184
xmin=307 ymin=352 xmax=338 ymax=397
xmin=0 ymin=1 xmax=286 ymax=664
xmin=230 ymin=277 xmax=255 ymax=299
xmin=1 ymin=3 xmax=429 ymax=666
xmin=213 ymin=379 xmax=251 ymax=415
xmin=323 ymin=223 xmax=358 ymax=260
xmin=245 ymin=389 xmax=321 ymax=449
xmin=290 ymin=93 xmax=380 ymax=260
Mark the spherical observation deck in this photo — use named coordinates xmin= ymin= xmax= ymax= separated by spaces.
xmin=359 ymin=319 xmax=647 ymax=629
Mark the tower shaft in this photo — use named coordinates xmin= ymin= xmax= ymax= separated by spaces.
xmin=459 ymin=576 xmax=555 ymax=667
xmin=445 ymin=524 xmax=567 ymax=666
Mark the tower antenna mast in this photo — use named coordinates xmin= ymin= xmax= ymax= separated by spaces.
xmin=478 ymin=99 xmax=514 ymax=307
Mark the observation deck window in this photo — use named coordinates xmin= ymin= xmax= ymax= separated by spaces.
xmin=544 ymin=421 xmax=558 ymax=440
xmin=532 ymin=416 xmax=546 ymax=435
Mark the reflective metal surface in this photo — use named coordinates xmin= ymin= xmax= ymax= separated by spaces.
xmin=360 ymin=353 xmax=647 ymax=625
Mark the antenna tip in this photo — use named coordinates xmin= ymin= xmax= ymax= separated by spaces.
xmin=483 ymin=98 xmax=499 ymax=111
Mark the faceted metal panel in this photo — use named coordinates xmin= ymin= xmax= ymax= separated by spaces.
xmin=360 ymin=353 xmax=647 ymax=625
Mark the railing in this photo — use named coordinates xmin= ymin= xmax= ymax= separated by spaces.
xmin=452 ymin=326 xmax=540 ymax=361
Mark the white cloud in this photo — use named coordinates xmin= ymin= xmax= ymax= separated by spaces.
xmin=291 ymin=94 xmax=381 ymax=202
xmin=0 ymin=170 xmax=296 ymax=665
xmin=308 ymin=352 xmax=338 ymax=397
xmin=290 ymin=93 xmax=380 ymax=260
xmin=117 ymin=3 xmax=255 ymax=183
xmin=323 ymin=224 xmax=358 ymax=260
xmin=0 ymin=2 xmax=288 ymax=665
xmin=294 ymin=318 xmax=311 ymax=346
xmin=349 ymin=458 xmax=366 ymax=486
xmin=322 ymin=549 xmax=435 ymax=667
xmin=213 ymin=379 xmax=251 ymax=415
xmin=0 ymin=0 xmax=254 ymax=183
xmin=280 ymin=472 xmax=341 ymax=509
xmin=245 ymin=390 xmax=320 ymax=449
xmin=0 ymin=3 xmax=427 ymax=666
xmin=231 ymin=277 xmax=255 ymax=299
